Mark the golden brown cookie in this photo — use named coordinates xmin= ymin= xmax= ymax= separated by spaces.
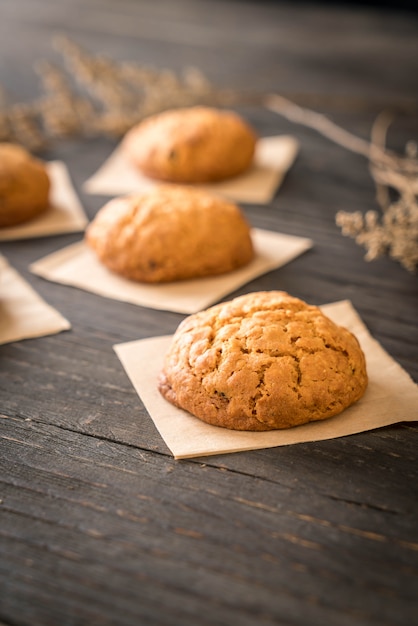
xmin=85 ymin=185 xmax=254 ymax=283
xmin=158 ymin=291 xmax=368 ymax=430
xmin=0 ymin=143 xmax=51 ymax=228
xmin=123 ymin=106 xmax=257 ymax=183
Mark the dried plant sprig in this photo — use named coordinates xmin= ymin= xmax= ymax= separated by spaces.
xmin=351 ymin=111 xmax=418 ymax=272
xmin=50 ymin=35 xmax=230 ymax=136
xmin=266 ymin=93 xmax=418 ymax=272
xmin=0 ymin=38 xmax=416 ymax=271
xmin=0 ymin=35 xmax=233 ymax=150
xmin=266 ymin=93 xmax=385 ymax=162
xmin=336 ymin=196 xmax=418 ymax=273
xmin=36 ymin=60 xmax=97 ymax=138
xmin=4 ymin=103 xmax=46 ymax=152
xmin=266 ymin=94 xmax=418 ymax=176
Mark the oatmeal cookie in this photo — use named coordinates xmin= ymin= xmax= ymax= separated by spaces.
xmin=123 ymin=106 xmax=257 ymax=183
xmin=85 ymin=185 xmax=254 ymax=282
xmin=158 ymin=291 xmax=368 ymax=430
xmin=0 ymin=143 xmax=50 ymax=228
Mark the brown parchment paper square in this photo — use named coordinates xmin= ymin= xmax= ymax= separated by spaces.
xmin=114 ymin=300 xmax=418 ymax=459
xmin=0 ymin=254 xmax=71 ymax=345
xmin=29 ymin=229 xmax=313 ymax=314
xmin=83 ymin=135 xmax=299 ymax=204
xmin=0 ymin=161 xmax=88 ymax=241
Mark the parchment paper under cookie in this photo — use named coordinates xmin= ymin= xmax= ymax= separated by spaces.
xmin=114 ymin=300 xmax=418 ymax=459
xmin=29 ymin=228 xmax=313 ymax=314
xmin=83 ymin=135 xmax=299 ymax=204
xmin=0 ymin=254 xmax=71 ymax=345
xmin=0 ymin=161 xmax=88 ymax=241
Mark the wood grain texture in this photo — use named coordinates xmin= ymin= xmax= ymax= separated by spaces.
xmin=0 ymin=1 xmax=417 ymax=625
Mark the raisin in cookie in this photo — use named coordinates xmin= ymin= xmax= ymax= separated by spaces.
xmin=123 ymin=106 xmax=257 ymax=183
xmin=158 ymin=291 xmax=368 ymax=430
xmin=0 ymin=143 xmax=50 ymax=228
xmin=85 ymin=185 xmax=254 ymax=283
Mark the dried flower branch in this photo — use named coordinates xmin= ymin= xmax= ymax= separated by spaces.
xmin=266 ymin=94 xmax=418 ymax=272
xmin=0 ymin=35 xmax=233 ymax=150
xmin=336 ymin=199 xmax=418 ymax=273
xmin=1 ymin=38 xmax=416 ymax=271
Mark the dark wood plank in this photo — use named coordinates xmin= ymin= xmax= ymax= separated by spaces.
xmin=1 ymin=416 xmax=417 ymax=626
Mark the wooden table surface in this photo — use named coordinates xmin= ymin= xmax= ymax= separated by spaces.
xmin=1 ymin=1 xmax=417 ymax=625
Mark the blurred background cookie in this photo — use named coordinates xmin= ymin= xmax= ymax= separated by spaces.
xmin=85 ymin=185 xmax=254 ymax=282
xmin=159 ymin=291 xmax=368 ymax=431
xmin=0 ymin=143 xmax=51 ymax=228
xmin=123 ymin=106 xmax=257 ymax=183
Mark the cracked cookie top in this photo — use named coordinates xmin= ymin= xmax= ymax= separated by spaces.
xmin=158 ymin=291 xmax=368 ymax=430
xmin=122 ymin=106 xmax=257 ymax=183
xmin=85 ymin=185 xmax=254 ymax=283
